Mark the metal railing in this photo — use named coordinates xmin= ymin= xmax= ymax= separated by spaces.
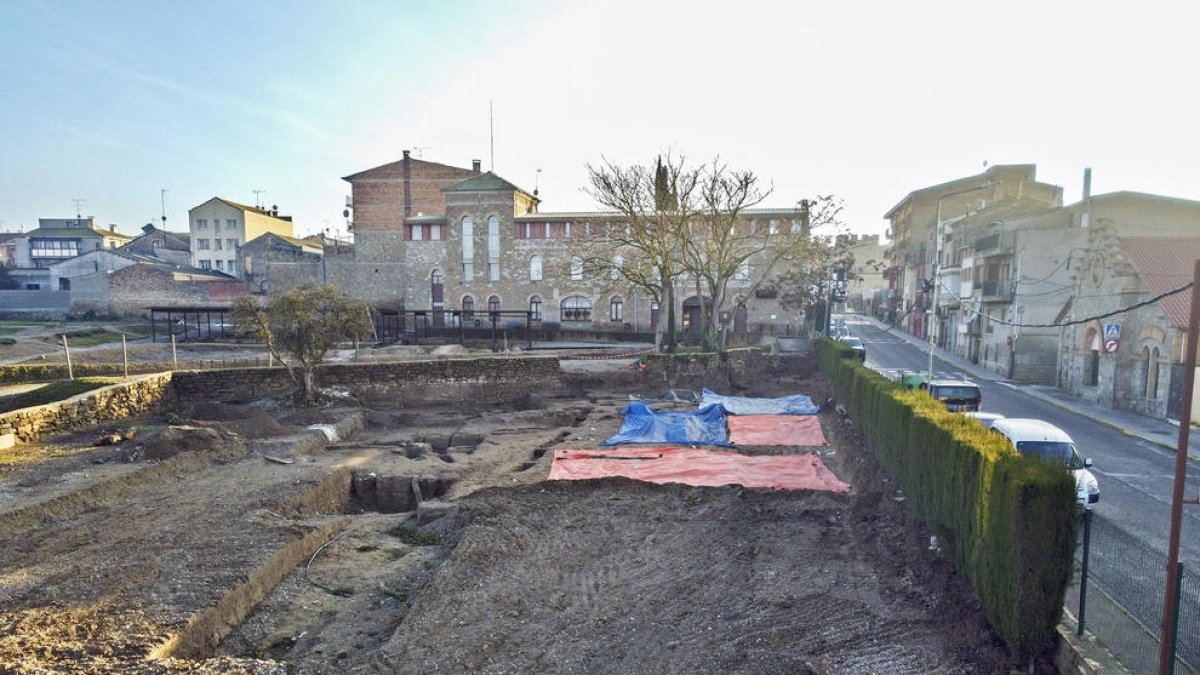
xmin=1070 ymin=511 xmax=1199 ymax=674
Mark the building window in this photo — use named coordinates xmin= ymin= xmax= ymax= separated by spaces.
xmin=430 ymin=224 xmax=442 ymax=240
xmin=1146 ymin=346 xmax=1160 ymax=399
xmin=462 ymin=295 xmax=475 ymax=319
xmin=215 ymin=260 xmax=224 ymax=270
xmin=610 ymin=296 xmax=624 ymax=322
xmin=768 ymin=219 xmax=779 ymax=235
xmin=487 ymin=215 xmax=501 ymax=282
xmin=530 ymin=255 xmax=543 ymax=281
xmin=200 ymin=260 xmax=212 ymax=270
xmin=570 ymin=256 xmax=584 ymax=281
xmin=213 ymin=220 xmax=221 ymax=233
xmin=197 ymin=219 xmax=207 ymax=229
xmin=226 ymin=219 xmax=237 ymax=231
xmin=461 ymin=216 xmax=474 ymax=280
xmin=529 ymin=295 xmax=543 ymax=320
xmin=488 ymin=295 xmax=501 ymax=319
xmin=215 ymin=239 xmax=223 ymax=250
xmin=561 ymin=296 xmax=592 ymax=322
xmin=735 ymin=259 xmax=750 ymax=281
xmin=410 ymin=224 xmax=423 ymax=241
xmin=227 ymin=238 xmax=238 ymax=250
xmin=611 ymin=254 xmax=623 ymax=280
xmin=197 ymin=239 xmax=210 ymax=251
xmin=30 ymin=239 xmax=80 ymax=258
xmin=228 ymin=260 xmax=237 ymax=275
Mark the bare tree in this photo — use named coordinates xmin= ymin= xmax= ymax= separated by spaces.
xmin=579 ymin=154 xmax=701 ymax=352
xmin=233 ymin=284 xmax=374 ymax=405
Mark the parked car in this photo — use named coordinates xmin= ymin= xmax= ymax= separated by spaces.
xmin=989 ymin=418 xmax=1100 ymax=509
xmin=839 ymin=336 xmax=866 ymax=361
xmin=964 ymin=411 xmax=1005 ymax=428
xmin=921 ymin=379 xmax=982 ymax=412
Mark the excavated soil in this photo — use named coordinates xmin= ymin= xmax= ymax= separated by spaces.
xmin=0 ymin=359 xmax=1025 ymax=674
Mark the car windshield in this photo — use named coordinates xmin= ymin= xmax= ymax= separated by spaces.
xmin=1016 ymin=440 xmax=1085 ymax=470
xmin=933 ymin=387 xmax=978 ymax=400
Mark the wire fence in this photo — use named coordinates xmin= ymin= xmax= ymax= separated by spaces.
xmin=1069 ymin=511 xmax=1200 ymax=674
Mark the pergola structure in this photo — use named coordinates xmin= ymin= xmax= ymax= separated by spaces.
xmin=148 ymin=306 xmax=234 ymax=343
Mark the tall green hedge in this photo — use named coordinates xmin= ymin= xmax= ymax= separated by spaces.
xmin=818 ymin=338 xmax=1076 ymax=661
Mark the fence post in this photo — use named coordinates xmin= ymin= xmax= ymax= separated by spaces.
xmin=1078 ymin=508 xmax=1092 ymax=636
xmin=122 ymin=334 xmax=129 ymax=380
xmin=62 ymin=334 xmax=73 ymax=380
xmin=1167 ymin=561 xmax=1184 ymax=675
xmin=171 ymin=333 xmax=178 ymax=371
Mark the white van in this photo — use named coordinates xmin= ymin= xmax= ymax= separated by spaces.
xmin=990 ymin=418 xmax=1099 ymax=509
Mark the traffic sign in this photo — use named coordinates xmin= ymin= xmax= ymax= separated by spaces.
xmin=1104 ymin=323 xmax=1121 ymax=340
xmin=1103 ymin=338 xmax=1120 ymax=354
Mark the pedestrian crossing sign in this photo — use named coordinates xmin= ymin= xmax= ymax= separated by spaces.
xmin=1104 ymin=323 xmax=1121 ymax=340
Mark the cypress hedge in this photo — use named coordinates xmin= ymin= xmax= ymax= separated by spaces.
xmin=818 ymin=338 xmax=1076 ymax=661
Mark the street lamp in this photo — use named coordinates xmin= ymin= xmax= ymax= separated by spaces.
xmin=927 ymin=183 xmax=992 ymax=380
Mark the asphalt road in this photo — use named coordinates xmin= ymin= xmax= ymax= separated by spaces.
xmin=843 ymin=314 xmax=1200 ymax=566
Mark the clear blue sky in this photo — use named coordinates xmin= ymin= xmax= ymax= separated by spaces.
xmin=2 ymin=0 xmax=1198 ymax=240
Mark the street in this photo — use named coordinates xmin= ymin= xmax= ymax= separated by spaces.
xmin=843 ymin=314 xmax=1200 ymax=565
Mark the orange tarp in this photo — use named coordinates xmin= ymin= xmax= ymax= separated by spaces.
xmin=727 ymin=415 xmax=829 ymax=447
xmin=548 ymin=446 xmax=850 ymax=492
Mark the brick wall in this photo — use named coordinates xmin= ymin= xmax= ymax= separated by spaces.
xmin=0 ymin=374 xmax=173 ymax=444
xmin=71 ymin=264 xmax=251 ymax=318
xmin=349 ymin=157 xmax=478 ymax=233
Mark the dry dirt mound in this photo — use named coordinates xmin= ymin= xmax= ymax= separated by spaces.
xmin=347 ymin=478 xmax=1009 ymax=675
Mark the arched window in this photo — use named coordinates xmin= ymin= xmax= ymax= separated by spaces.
xmin=570 ymin=256 xmax=584 ymax=281
xmin=735 ymin=259 xmax=750 ymax=281
xmin=488 ymin=295 xmax=501 ymax=313
xmin=431 ymin=269 xmax=443 ymax=285
xmin=610 ymin=296 xmax=624 ymax=322
xmin=487 ymin=215 xmax=501 ymax=281
xmin=529 ymin=295 xmax=543 ymax=321
xmin=461 ymin=216 xmax=474 ymax=280
xmin=561 ymin=296 xmax=593 ymax=322
xmin=462 ymin=295 xmax=475 ymax=319
xmin=530 ymin=254 xmax=543 ymax=281
xmin=611 ymin=254 xmax=624 ymax=280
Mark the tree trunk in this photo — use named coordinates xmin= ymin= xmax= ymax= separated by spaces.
xmin=301 ymin=367 xmax=318 ymax=405
xmin=666 ymin=280 xmax=677 ymax=353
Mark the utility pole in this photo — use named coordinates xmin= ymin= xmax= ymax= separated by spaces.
xmin=160 ymin=189 xmax=169 ymax=228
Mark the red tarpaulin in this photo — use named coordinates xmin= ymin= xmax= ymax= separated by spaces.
xmin=548 ymin=446 xmax=850 ymax=492
xmin=728 ymin=415 xmax=828 ymax=447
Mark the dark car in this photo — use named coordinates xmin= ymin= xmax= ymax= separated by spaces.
xmin=840 ymin=336 xmax=866 ymax=361
xmin=922 ymin=379 xmax=982 ymax=412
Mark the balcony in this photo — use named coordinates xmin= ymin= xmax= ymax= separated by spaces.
xmin=980 ymin=279 xmax=1012 ymax=301
xmin=972 ymin=231 xmax=1014 ymax=258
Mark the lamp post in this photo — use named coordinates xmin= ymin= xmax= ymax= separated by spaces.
xmin=928 ymin=184 xmax=992 ymax=380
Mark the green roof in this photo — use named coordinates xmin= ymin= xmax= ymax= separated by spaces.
xmin=443 ymin=171 xmax=525 ymax=193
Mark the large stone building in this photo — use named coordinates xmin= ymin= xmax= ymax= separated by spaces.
xmin=316 ymin=151 xmax=810 ymax=337
xmin=188 ymin=198 xmax=295 ymax=277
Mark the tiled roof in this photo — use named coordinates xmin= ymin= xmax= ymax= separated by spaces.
xmin=342 ymin=156 xmax=474 ymax=182
xmin=443 ymin=171 xmax=526 ymax=193
xmin=1120 ymin=237 xmax=1200 ymax=329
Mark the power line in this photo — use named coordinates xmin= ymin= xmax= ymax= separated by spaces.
xmin=971 ymin=281 xmax=1193 ymax=329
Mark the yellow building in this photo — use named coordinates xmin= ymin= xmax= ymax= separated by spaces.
xmin=187 ymin=197 xmax=295 ymax=278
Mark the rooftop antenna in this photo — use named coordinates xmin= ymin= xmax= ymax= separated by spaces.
xmin=534 ymin=168 xmax=542 ymax=197
xmin=489 ymin=100 xmax=495 ymax=172
xmin=253 ymin=189 xmax=266 ymax=209
xmin=71 ymin=197 xmax=86 ymax=219
xmin=412 ymin=146 xmax=431 ymax=159
xmin=160 ymin=188 xmax=169 ymax=228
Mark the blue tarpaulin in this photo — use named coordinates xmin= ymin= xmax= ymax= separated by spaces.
xmin=601 ymin=401 xmax=731 ymax=446
xmin=700 ymin=388 xmax=820 ymax=415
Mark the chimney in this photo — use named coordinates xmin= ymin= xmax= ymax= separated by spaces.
xmin=472 ymin=159 xmax=482 ymax=173
xmin=109 ymin=224 xmax=116 ymax=232
xmin=403 ymin=149 xmax=410 ymax=160
xmin=1082 ymin=167 xmax=1092 ymax=200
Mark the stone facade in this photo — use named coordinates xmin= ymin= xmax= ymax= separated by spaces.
xmin=0 ymin=374 xmax=173 ymax=445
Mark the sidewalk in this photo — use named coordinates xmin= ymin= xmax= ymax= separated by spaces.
xmin=864 ymin=317 xmax=1200 ymax=458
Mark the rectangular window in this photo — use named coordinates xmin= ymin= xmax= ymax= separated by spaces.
xmin=197 ymin=239 xmax=210 ymax=251
xmin=489 ymin=262 xmax=500 ymax=282
xmin=200 ymin=260 xmax=211 ymax=270
xmin=226 ymin=219 xmax=237 ymax=231
xmin=524 ymin=223 xmax=532 ymax=239
xmin=461 ymin=219 xmax=474 ymax=281
xmin=215 ymin=239 xmax=223 ymax=250
xmin=411 ymin=224 xmax=423 ymax=241
xmin=487 ymin=217 xmax=501 ymax=281
xmin=570 ymin=257 xmax=583 ymax=281
xmin=227 ymin=238 xmax=238 ymax=250
xmin=227 ymin=260 xmax=237 ymax=274
xmin=430 ymin=224 xmax=442 ymax=240
xmin=197 ymin=219 xmax=207 ymax=229
xmin=215 ymin=260 xmax=224 ymax=270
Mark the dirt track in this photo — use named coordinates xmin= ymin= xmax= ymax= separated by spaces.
xmin=0 ymin=359 xmax=1021 ymax=674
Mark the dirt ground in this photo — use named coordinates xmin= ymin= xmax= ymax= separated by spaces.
xmin=0 ymin=356 xmax=1033 ymax=674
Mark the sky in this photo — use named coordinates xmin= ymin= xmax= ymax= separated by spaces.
xmin=2 ymin=0 xmax=1198 ymax=240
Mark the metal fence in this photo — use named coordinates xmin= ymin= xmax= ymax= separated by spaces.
xmin=1069 ymin=511 xmax=1200 ymax=674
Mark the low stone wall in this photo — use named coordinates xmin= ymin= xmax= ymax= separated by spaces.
xmin=0 ymin=374 xmax=173 ymax=444
xmin=637 ymin=348 xmax=814 ymax=390
xmin=168 ymin=355 xmax=563 ymax=406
